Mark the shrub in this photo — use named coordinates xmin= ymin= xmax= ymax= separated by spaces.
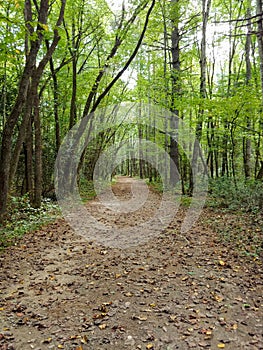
xmin=0 ymin=195 xmax=60 ymax=249
xmin=207 ymin=177 xmax=263 ymax=213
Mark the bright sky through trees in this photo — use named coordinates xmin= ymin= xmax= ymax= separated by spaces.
xmin=0 ymin=0 xmax=262 ymax=222
xmin=106 ymin=0 xmax=127 ymax=12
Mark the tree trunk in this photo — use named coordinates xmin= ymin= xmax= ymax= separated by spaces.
xmin=256 ymin=0 xmax=263 ymax=101
xmin=32 ymin=90 xmax=42 ymax=208
xmin=0 ymin=0 xmax=66 ymax=220
xmin=48 ymin=49 xmax=61 ymax=152
xmin=169 ymin=0 xmax=180 ymax=187
xmin=25 ymin=118 xmax=34 ymax=202
xmin=243 ymin=5 xmax=252 ymax=178
xmin=190 ymin=0 xmax=211 ymax=195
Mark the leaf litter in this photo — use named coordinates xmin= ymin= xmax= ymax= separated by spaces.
xmin=0 ymin=177 xmax=262 ymax=350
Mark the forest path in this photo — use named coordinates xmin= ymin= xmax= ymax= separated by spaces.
xmin=0 ymin=177 xmax=262 ymax=350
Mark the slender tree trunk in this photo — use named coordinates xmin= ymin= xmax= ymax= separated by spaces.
xmin=69 ymin=56 xmax=77 ymax=129
xmin=190 ymin=0 xmax=211 ymax=194
xmin=68 ymin=18 xmax=78 ymax=130
xmin=256 ymin=0 xmax=263 ymax=177
xmin=0 ymin=0 xmax=66 ymax=219
xmin=48 ymin=50 xmax=61 ymax=152
xmin=244 ymin=5 xmax=252 ymax=178
xmin=25 ymin=118 xmax=34 ymax=202
xmin=256 ymin=0 xmax=263 ymax=101
xmin=0 ymin=61 xmax=33 ymax=217
xmin=32 ymin=90 xmax=42 ymax=208
xmin=169 ymin=0 xmax=180 ymax=187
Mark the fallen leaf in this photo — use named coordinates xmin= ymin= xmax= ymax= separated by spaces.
xmin=146 ymin=344 xmax=154 ymax=349
xmin=132 ymin=315 xmax=148 ymax=321
xmin=217 ymin=344 xmax=225 ymax=348
xmin=76 ymin=346 xmax=83 ymax=350
xmin=98 ymin=323 xmax=107 ymax=330
xmin=213 ymin=293 xmax=224 ymax=302
xmin=138 ymin=315 xmax=148 ymax=321
xmin=69 ymin=335 xmax=78 ymax=340
xmin=235 ymin=296 xmax=243 ymax=302
xmin=169 ymin=315 xmax=177 ymax=322
xmin=57 ymin=345 xmax=64 ymax=349
xmin=102 ymin=302 xmax=112 ymax=306
xmin=219 ymin=260 xmax=226 ymax=266
xmin=42 ymin=337 xmax=52 ymax=344
xmin=80 ymin=335 xmax=88 ymax=343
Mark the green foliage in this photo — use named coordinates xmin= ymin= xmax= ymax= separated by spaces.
xmin=0 ymin=195 xmax=60 ymax=249
xmin=79 ymin=176 xmax=115 ymax=202
xmin=79 ymin=178 xmax=96 ymax=202
xmin=203 ymin=178 xmax=263 ymax=258
xmin=147 ymin=179 xmax=164 ymax=193
xmin=207 ymin=177 xmax=263 ymax=213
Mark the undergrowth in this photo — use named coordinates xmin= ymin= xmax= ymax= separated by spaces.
xmin=206 ymin=177 xmax=263 ymax=258
xmin=79 ymin=177 xmax=115 ymax=202
xmin=147 ymin=176 xmax=262 ymax=257
xmin=79 ymin=178 xmax=96 ymax=202
xmin=0 ymin=195 xmax=60 ymax=249
xmin=207 ymin=177 xmax=263 ymax=213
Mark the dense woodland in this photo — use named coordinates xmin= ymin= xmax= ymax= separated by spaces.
xmin=0 ymin=0 xmax=263 ymax=222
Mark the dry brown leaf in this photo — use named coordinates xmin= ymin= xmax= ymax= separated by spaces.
xmin=80 ymin=335 xmax=88 ymax=343
xmin=98 ymin=323 xmax=107 ymax=330
xmin=138 ymin=315 xmax=148 ymax=321
xmin=42 ymin=337 xmax=52 ymax=344
xmin=169 ymin=315 xmax=177 ymax=322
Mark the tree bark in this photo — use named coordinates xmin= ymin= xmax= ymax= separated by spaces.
xmin=244 ymin=5 xmax=252 ymax=178
xmin=0 ymin=0 xmax=66 ymax=219
xmin=190 ymin=0 xmax=211 ymax=195
xmin=256 ymin=0 xmax=263 ymax=101
xmin=169 ymin=0 xmax=180 ymax=187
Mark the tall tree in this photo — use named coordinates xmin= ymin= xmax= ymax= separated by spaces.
xmin=169 ymin=0 xmax=180 ymax=187
xmin=0 ymin=0 xmax=66 ymax=219
xmin=190 ymin=0 xmax=211 ymax=194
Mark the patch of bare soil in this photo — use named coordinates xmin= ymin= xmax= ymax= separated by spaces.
xmin=0 ymin=177 xmax=262 ymax=350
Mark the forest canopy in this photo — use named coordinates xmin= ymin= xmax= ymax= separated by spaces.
xmin=0 ymin=0 xmax=263 ymax=221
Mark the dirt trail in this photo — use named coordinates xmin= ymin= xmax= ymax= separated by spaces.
xmin=0 ymin=177 xmax=262 ymax=350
